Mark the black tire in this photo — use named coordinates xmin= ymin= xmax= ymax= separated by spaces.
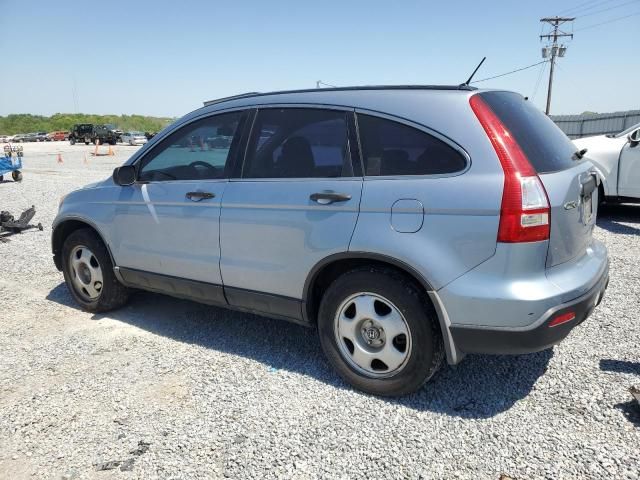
xmin=70 ymin=137 xmax=76 ymax=145
xmin=11 ymin=170 xmax=22 ymax=182
xmin=0 ymin=175 xmax=3 ymax=182
xmin=318 ymin=267 xmax=444 ymax=396
xmin=62 ymin=228 xmax=130 ymax=313
xmin=598 ymin=183 xmax=605 ymax=207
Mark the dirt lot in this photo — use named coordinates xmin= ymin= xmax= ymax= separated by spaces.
xmin=0 ymin=141 xmax=639 ymax=479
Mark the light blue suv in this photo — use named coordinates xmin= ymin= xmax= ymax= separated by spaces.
xmin=53 ymin=86 xmax=609 ymax=396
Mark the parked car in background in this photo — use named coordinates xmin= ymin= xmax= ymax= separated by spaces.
xmin=22 ymin=132 xmax=38 ymax=142
xmin=53 ymin=86 xmax=609 ymax=396
xmin=0 ymin=135 xmax=10 ymax=143
xmin=573 ymin=122 xmax=640 ymax=203
xmin=103 ymin=124 xmax=123 ymax=143
xmin=69 ymin=124 xmax=94 ymax=145
xmin=11 ymin=134 xmax=26 ymax=143
xmin=92 ymin=124 xmax=119 ymax=145
xmin=121 ymin=131 xmax=148 ymax=146
xmin=47 ymin=131 xmax=69 ymax=141
xmin=34 ymin=131 xmax=48 ymax=142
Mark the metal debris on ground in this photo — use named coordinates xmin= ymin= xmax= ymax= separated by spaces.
xmin=95 ymin=460 xmax=122 ymax=471
xmin=0 ymin=205 xmax=43 ymax=242
xmin=129 ymin=440 xmax=151 ymax=456
xmin=94 ymin=441 xmax=150 ymax=472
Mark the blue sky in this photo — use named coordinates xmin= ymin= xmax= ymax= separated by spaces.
xmin=0 ymin=0 xmax=637 ymax=117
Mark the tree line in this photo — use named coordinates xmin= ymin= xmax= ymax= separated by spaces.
xmin=0 ymin=113 xmax=175 ymax=135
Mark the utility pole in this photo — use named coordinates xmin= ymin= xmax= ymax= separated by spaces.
xmin=540 ymin=16 xmax=574 ymax=115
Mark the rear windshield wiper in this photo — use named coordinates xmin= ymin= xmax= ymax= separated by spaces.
xmin=573 ymin=148 xmax=587 ymax=161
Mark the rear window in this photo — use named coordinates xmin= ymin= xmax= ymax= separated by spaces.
xmin=479 ymin=91 xmax=576 ymax=173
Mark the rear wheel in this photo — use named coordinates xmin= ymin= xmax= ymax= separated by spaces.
xmin=62 ymin=228 xmax=130 ymax=312
xmin=11 ymin=170 xmax=22 ymax=182
xmin=318 ymin=267 xmax=444 ymax=396
xmin=70 ymin=137 xmax=76 ymax=145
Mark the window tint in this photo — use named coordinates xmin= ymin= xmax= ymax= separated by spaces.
xmin=479 ymin=91 xmax=576 ymax=173
xmin=139 ymin=111 xmax=241 ymax=181
xmin=243 ymin=108 xmax=350 ymax=178
xmin=357 ymin=114 xmax=466 ymax=176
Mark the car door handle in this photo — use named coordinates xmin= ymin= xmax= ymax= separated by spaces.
xmin=186 ymin=191 xmax=215 ymax=201
xmin=310 ymin=192 xmax=352 ymax=205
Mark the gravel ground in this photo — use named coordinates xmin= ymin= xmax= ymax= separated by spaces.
xmin=0 ymin=141 xmax=638 ymax=480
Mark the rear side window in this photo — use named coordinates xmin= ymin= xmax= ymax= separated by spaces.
xmin=243 ymin=108 xmax=351 ymax=179
xmin=479 ymin=91 xmax=576 ymax=173
xmin=357 ymin=114 xmax=466 ymax=176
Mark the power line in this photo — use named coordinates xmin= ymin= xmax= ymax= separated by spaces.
xmin=316 ymin=80 xmax=337 ymax=88
xmin=470 ymin=60 xmax=548 ymax=84
xmin=576 ymin=0 xmax=640 ymax=18
xmin=558 ymin=0 xmax=619 ymax=15
xmin=574 ymin=10 xmax=640 ymax=30
xmin=531 ymin=61 xmax=548 ymax=100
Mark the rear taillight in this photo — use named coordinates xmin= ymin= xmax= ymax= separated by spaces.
xmin=469 ymin=95 xmax=550 ymax=243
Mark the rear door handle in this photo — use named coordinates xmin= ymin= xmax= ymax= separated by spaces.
xmin=186 ymin=191 xmax=215 ymax=201
xmin=310 ymin=192 xmax=352 ymax=205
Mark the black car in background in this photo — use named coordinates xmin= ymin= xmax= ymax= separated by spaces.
xmin=69 ymin=124 xmax=94 ymax=145
xmin=69 ymin=124 xmax=119 ymax=145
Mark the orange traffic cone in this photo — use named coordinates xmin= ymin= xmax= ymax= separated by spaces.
xmin=57 ymin=153 xmax=63 ymax=164
xmin=93 ymin=139 xmax=100 ymax=156
xmin=199 ymin=137 xmax=205 ymax=151
xmin=108 ymin=145 xmax=114 ymax=156
xmin=189 ymin=138 xmax=195 ymax=152
xmin=83 ymin=153 xmax=88 ymax=165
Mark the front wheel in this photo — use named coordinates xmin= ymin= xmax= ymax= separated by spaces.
xmin=62 ymin=228 xmax=130 ymax=313
xmin=318 ymin=267 xmax=444 ymax=396
xmin=11 ymin=170 xmax=22 ymax=182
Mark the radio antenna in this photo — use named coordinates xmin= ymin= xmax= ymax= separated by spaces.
xmin=461 ymin=57 xmax=486 ymax=86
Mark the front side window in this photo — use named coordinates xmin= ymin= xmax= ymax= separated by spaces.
xmin=243 ymin=108 xmax=351 ymax=179
xmin=357 ymin=114 xmax=467 ymax=176
xmin=138 ymin=111 xmax=241 ymax=182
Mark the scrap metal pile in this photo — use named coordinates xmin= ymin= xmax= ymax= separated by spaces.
xmin=0 ymin=206 xmax=43 ymax=242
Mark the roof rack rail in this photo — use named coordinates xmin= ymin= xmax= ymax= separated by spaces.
xmin=202 ymin=84 xmax=476 ymax=106
xmin=203 ymin=92 xmax=261 ymax=106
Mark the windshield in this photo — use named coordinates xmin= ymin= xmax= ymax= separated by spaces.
xmin=612 ymin=122 xmax=640 ymax=138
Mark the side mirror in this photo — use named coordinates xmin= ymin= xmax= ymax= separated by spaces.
xmin=113 ymin=165 xmax=136 ymax=186
xmin=628 ymin=129 xmax=640 ymax=148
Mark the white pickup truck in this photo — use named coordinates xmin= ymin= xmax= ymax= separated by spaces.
xmin=574 ymin=123 xmax=640 ymax=203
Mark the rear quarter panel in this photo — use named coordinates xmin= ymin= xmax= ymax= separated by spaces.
xmin=348 ymin=93 xmax=503 ymax=290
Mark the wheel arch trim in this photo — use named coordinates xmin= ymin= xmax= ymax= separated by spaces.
xmin=302 ymin=251 xmax=462 ymax=365
xmin=52 ymin=216 xmax=116 ymax=272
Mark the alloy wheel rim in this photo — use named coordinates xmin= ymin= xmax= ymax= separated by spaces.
xmin=69 ymin=245 xmax=103 ymax=301
xmin=334 ymin=292 xmax=412 ymax=378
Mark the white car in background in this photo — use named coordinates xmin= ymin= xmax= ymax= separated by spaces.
xmin=574 ymin=123 xmax=640 ymax=203
xmin=121 ymin=131 xmax=148 ymax=146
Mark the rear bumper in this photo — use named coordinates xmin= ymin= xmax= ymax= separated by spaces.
xmin=449 ymin=259 xmax=609 ymax=355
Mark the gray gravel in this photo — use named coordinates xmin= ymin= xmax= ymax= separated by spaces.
xmin=1 ymin=142 xmax=639 ymax=479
